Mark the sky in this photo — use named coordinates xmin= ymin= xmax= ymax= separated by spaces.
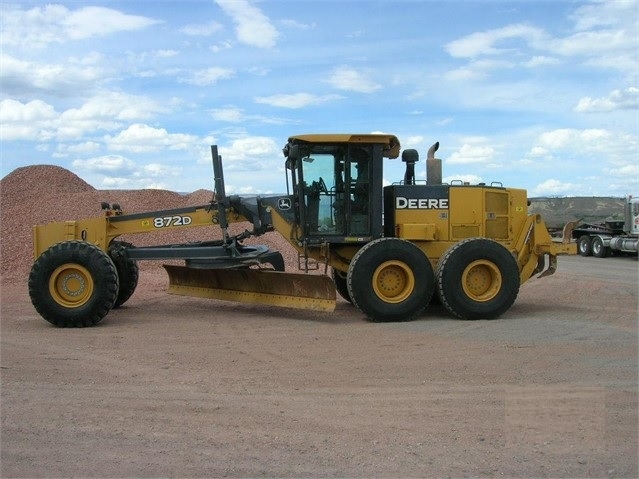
xmin=1 ymin=0 xmax=637 ymax=198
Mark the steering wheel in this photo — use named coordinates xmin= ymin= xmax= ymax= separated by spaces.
xmin=318 ymin=176 xmax=328 ymax=194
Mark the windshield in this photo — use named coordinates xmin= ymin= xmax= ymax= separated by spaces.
xmin=298 ymin=144 xmax=372 ymax=237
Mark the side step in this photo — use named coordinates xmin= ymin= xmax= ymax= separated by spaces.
xmin=164 ymin=265 xmax=336 ymax=312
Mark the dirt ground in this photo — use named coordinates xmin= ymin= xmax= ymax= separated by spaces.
xmin=1 ymin=255 xmax=637 ymax=478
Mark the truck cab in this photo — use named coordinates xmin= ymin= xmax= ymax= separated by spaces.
xmin=284 ymin=134 xmax=399 ymax=243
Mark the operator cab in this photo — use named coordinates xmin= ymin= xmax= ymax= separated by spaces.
xmin=284 ymin=134 xmax=400 ymax=243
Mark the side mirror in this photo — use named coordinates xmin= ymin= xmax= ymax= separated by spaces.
xmin=285 ymin=143 xmax=300 ymax=170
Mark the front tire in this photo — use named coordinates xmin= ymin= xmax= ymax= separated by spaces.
xmin=29 ymin=241 xmax=119 ymax=327
xmin=347 ymin=238 xmax=434 ymax=322
xmin=436 ymin=238 xmax=520 ymax=320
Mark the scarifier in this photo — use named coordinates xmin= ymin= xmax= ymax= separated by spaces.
xmin=29 ymin=134 xmax=576 ymax=327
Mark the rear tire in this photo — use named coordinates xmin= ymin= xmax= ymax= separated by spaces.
xmin=578 ymin=235 xmax=592 ymax=257
xmin=29 ymin=241 xmax=119 ymax=327
xmin=591 ymin=236 xmax=609 ymax=258
xmin=436 ymin=238 xmax=519 ymax=320
xmin=347 ymin=238 xmax=434 ymax=322
xmin=109 ymin=241 xmax=139 ymax=308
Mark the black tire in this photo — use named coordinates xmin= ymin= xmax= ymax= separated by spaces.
xmin=28 ymin=241 xmax=119 ymax=327
xmin=332 ymin=269 xmax=352 ymax=303
xmin=578 ymin=235 xmax=592 ymax=257
xmin=109 ymin=241 xmax=139 ymax=308
xmin=347 ymin=238 xmax=434 ymax=322
xmin=436 ymin=238 xmax=520 ymax=320
xmin=591 ymin=236 xmax=609 ymax=258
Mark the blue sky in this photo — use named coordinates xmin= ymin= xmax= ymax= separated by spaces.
xmin=1 ymin=0 xmax=637 ymax=197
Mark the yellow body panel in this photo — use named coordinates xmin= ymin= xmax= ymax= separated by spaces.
xmin=33 ymin=205 xmax=242 ymax=258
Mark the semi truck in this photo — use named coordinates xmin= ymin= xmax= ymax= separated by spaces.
xmin=573 ymin=195 xmax=639 ymax=257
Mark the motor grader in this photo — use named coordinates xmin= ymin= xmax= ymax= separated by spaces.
xmin=29 ymin=134 xmax=576 ymax=327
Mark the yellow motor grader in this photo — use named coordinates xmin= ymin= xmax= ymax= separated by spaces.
xmin=29 ymin=134 xmax=576 ymax=327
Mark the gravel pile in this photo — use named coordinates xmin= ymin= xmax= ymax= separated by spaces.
xmin=1 ymin=165 xmax=303 ymax=284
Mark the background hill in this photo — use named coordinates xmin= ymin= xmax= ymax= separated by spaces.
xmin=528 ymin=196 xmax=627 ymax=229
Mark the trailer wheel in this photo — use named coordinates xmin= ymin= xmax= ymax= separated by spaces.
xmin=28 ymin=241 xmax=119 ymax=327
xmin=109 ymin=241 xmax=139 ymax=308
xmin=591 ymin=236 xmax=609 ymax=258
xmin=436 ymin=238 xmax=519 ymax=320
xmin=347 ymin=238 xmax=434 ymax=322
xmin=578 ymin=235 xmax=592 ymax=256
xmin=332 ymin=269 xmax=352 ymax=304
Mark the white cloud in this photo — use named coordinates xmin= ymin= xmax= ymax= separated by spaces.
xmin=445 ymin=24 xmax=547 ymax=59
xmin=212 ymin=107 xmax=244 ymax=122
xmin=59 ymin=141 xmax=102 ymax=155
xmin=0 ymin=4 xmax=160 ymax=48
xmin=214 ymin=0 xmax=279 ymax=48
xmin=328 ymin=66 xmax=382 ymax=93
xmin=550 ymin=30 xmax=632 ymax=57
xmin=444 ymin=66 xmax=484 ymax=82
xmin=63 ymin=6 xmax=160 ymax=40
xmin=0 ymin=99 xmax=56 ymax=122
xmin=403 ymin=136 xmax=425 ymax=148
xmin=254 ymin=92 xmax=342 ymax=109
xmin=180 ymin=20 xmax=224 ymax=36
xmin=0 ymin=99 xmax=57 ymax=140
xmin=537 ymin=128 xmax=611 ymax=150
xmin=524 ymin=56 xmax=560 ymax=67
xmin=447 ymin=143 xmax=496 ymax=165
xmin=444 ymin=59 xmax=514 ymax=81
xmin=0 ymin=53 xmax=106 ymax=97
xmin=603 ymin=163 xmax=639 ymax=179
xmin=64 ymin=92 xmax=165 ymax=122
xmin=181 ymin=67 xmax=235 ymax=86
xmin=528 ymin=146 xmax=549 ymax=157
xmin=532 ymin=179 xmax=577 ymax=196
xmin=105 ymin=124 xmax=199 ymax=153
xmin=445 ymin=2 xmax=637 ymax=76
xmin=48 ymin=92 xmax=167 ymax=140
xmin=155 ymin=49 xmax=179 ymax=58
xmin=530 ymin=128 xmax=637 ymax=194
xmin=72 ymin=156 xmax=181 ymax=190
xmin=570 ymin=0 xmax=637 ymax=31
xmin=217 ymin=136 xmax=281 ymax=169
xmin=141 ymin=163 xmax=182 ymax=177
xmin=281 ymin=19 xmax=316 ymax=30
xmin=72 ymin=155 xmax=137 ymax=175
xmin=574 ymin=87 xmax=639 ymax=112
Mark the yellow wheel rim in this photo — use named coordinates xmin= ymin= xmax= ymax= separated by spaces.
xmin=372 ymin=260 xmax=415 ymax=304
xmin=461 ymin=260 xmax=502 ymax=302
xmin=49 ymin=263 xmax=94 ymax=308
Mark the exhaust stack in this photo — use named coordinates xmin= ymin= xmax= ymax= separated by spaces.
xmin=426 ymin=141 xmax=442 ymax=186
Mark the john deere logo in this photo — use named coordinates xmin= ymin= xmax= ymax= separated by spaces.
xmin=396 ymin=197 xmax=448 ymax=209
xmin=278 ymin=198 xmax=292 ymax=210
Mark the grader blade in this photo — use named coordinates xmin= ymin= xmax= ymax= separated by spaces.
xmin=164 ymin=265 xmax=336 ymax=312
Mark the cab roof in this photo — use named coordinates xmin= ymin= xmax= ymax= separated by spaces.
xmin=288 ymin=134 xmax=400 ymax=159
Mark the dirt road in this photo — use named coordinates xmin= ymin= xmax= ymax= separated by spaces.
xmin=1 ymin=255 xmax=637 ymax=478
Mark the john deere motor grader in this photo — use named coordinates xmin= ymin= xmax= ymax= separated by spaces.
xmin=29 ymin=134 xmax=576 ymax=327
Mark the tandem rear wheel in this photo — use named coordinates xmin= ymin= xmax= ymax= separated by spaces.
xmin=435 ymin=238 xmax=520 ymax=320
xmin=347 ymin=238 xmax=435 ymax=322
xmin=28 ymin=240 xmax=120 ymax=327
